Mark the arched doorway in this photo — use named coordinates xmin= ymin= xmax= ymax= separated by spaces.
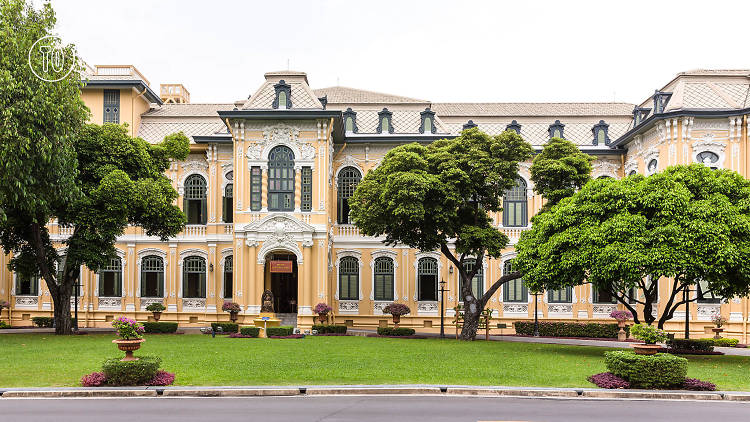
xmin=265 ymin=253 xmax=298 ymax=314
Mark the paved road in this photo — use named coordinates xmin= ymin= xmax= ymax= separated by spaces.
xmin=2 ymin=395 xmax=749 ymax=422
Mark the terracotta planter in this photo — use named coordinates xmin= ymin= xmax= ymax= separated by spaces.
xmin=317 ymin=315 xmax=327 ymax=324
xmin=392 ymin=315 xmax=401 ymax=328
xmin=152 ymin=311 xmax=162 ymax=322
xmin=230 ymin=311 xmax=238 ymax=323
xmin=112 ymin=338 xmax=145 ymax=361
xmin=632 ymin=343 xmax=661 ymax=355
xmin=617 ymin=320 xmax=627 ymax=341
xmin=712 ymin=327 xmax=724 ymax=339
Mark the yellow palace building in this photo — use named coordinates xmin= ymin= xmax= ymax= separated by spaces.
xmin=2 ymin=65 xmax=750 ymax=340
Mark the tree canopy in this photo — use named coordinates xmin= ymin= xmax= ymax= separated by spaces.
xmin=350 ymin=128 xmax=533 ymax=339
xmin=514 ymin=164 xmax=750 ymax=327
xmin=529 ymin=137 xmax=593 ymax=212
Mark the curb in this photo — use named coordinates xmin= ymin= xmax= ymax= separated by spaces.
xmin=306 ymin=387 xmax=442 ymax=395
xmin=162 ymin=388 xmax=299 ymax=397
xmin=446 ymin=388 xmax=579 ymax=398
xmin=1 ymin=389 xmax=157 ymax=398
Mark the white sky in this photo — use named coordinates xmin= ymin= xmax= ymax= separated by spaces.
xmin=48 ymin=0 xmax=750 ymax=105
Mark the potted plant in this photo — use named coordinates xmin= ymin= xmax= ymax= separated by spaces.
xmin=629 ymin=323 xmax=667 ymax=355
xmin=610 ymin=310 xmax=633 ymax=341
xmin=313 ymin=303 xmax=332 ymax=324
xmin=711 ymin=315 xmax=727 ymax=339
xmin=222 ymin=301 xmax=241 ymax=322
xmin=145 ymin=302 xmax=166 ymax=321
xmin=111 ymin=317 xmax=145 ymax=361
xmin=382 ymin=303 xmax=410 ymax=328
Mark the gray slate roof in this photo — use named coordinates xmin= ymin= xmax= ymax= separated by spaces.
xmin=432 ymin=102 xmax=635 ymax=117
xmin=314 ymin=86 xmax=428 ymax=105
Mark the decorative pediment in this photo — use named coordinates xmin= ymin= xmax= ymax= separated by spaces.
xmin=244 ymin=213 xmax=315 ymax=234
xmin=263 ymin=123 xmax=300 ymax=145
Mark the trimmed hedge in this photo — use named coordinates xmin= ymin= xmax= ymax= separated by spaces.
xmin=514 ymin=321 xmax=625 ymax=339
xmin=240 ymin=326 xmax=260 ymax=337
xmin=102 ymin=356 xmax=161 ymax=386
xmin=142 ymin=322 xmax=178 ymax=334
xmin=266 ymin=326 xmax=294 ymax=337
xmin=604 ymin=351 xmax=687 ymax=389
xmin=31 ymin=316 xmax=54 ymax=328
xmin=312 ymin=324 xmax=347 ymax=334
xmin=377 ymin=327 xmax=416 ymax=336
xmin=713 ymin=338 xmax=739 ymax=347
xmin=210 ymin=322 xmax=238 ymax=333
xmin=666 ymin=338 xmax=714 ymax=352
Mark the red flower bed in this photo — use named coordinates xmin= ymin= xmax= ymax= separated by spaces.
xmin=269 ymin=334 xmax=305 ymax=339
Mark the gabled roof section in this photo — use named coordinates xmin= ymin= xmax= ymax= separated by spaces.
xmin=142 ymin=103 xmax=234 ymax=117
xmin=313 ymin=86 xmax=429 ymax=105
xmin=242 ymin=71 xmax=323 ymax=110
xmin=432 ymin=102 xmax=635 ymax=117
xmin=638 ymin=69 xmax=750 ymax=111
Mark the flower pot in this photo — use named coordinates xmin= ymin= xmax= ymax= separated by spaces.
xmin=152 ymin=311 xmax=162 ymax=322
xmin=317 ymin=315 xmax=327 ymax=324
xmin=712 ymin=327 xmax=724 ymax=339
xmin=632 ymin=343 xmax=661 ymax=355
xmin=230 ymin=311 xmax=238 ymax=323
xmin=617 ymin=321 xmax=627 ymax=341
xmin=112 ymin=338 xmax=145 ymax=361
xmin=392 ymin=315 xmax=400 ymax=328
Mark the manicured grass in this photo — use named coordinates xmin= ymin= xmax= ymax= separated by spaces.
xmin=1 ymin=334 xmax=750 ymax=389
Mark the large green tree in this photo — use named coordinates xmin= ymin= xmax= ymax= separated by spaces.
xmin=530 ymin=137 xmax=593 ymax=212
xmin=515 ymin=164 xmax=750 ymax=328
xmin=350 ymin=128 xmax=533 ymax=339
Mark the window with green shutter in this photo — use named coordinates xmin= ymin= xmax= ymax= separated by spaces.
xmin=463 ymin=258 xmax=484 ymax=297
xmin=223 ymin=183 xmax=233 ymax=223
xmin=502 ymin=260 xmax=528 ymax=302
xmin=184 ymin=174 xmax=207 ymax=224
xmin=337 ymin=167 xmax=361 ymax=224
xmin=301 ymin=167 xmax=312 ymax=212
xmin=99 ymin=258 xmax=122 ymax=297
xmin=593 ymin=287 xmax=617 ymax=304
xmin=103 ymin=89 xmax=120 ymax=124
xmin=417 ymin=257 xmax=438 ymax=301
xmin=183 ymin=256 xmax=206 ymax=298
xmin=503 ymin=178 xmax=528 ymax=227
xmin=373 ymin=257 xmax=394 ymax=301
xmin=697 ymin=279 xmax=720 ymax=303
xmin=15 ymin=274 xmax=39 ymax=296
xmin=268 ymin=146 xmax=295 ymax=211
xmin=140 ymin=255 xmax=164 ymax=298
xmin=548 ymin=286 xmax=572 ymax=303
xmin=339 ymin=257 xmax=359 ymax=300
xmin=224 ymin=256 xmax=233 ymax=299
xmin=250 ymin=166 xmax=262 ymax=211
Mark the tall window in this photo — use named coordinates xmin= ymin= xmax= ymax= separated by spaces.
xmin=184 ymin=174 xmax=207 ymax=224
xmin=103 ymin=89 xmax=120 ymax=123
xmin=548 ymin=286 xmax=572 ymax=303
xmin=301 ymin=166 xmax=312 ymax=212
xmin=339 ymin=257 xmax=359 ymax=300
xmin=463 ymin=258 xmax=483 ymax=298
xmin=417 ymin=257 xmax=438 ymax=301
xmin=140 ymin=256 xmax=164 ymax=298
xmin=268 ymin=146 xmax=295 ymax=211
xmin=337 ymin=167 xmax=361 ymax=224
xmin=503 ymin=178 xmax=528 ymax=227
xmin=373 ymin=257 xmax=394 ymax=301
xmin=345 ymin=116 xmax=354 ymax=132
xmin=250 ymin=166 xmax=262 ymax=211
xmin=697 ymin=279 xmax=720 ymax=304
xmin=99 ymin=258 xmax=122 ymax=297
xmin=56 ymin=254 xmax=67 ymax=282
xmin=223 ymin=184 xmax=233 ymax=223
xmin=277 ymin=91 xmax=287 ymax=109
xmin=593 ymin=287 xmax=616 ymax=304
xmin=224 ymin=256 xmax=233 ymax=299
xmin=183 ymin=256 xmax=206 ymax=298
xmin=503 ymin=260 xmax=527 ymax=302
xmin=15 ymin=274 xmax=38 ymax=296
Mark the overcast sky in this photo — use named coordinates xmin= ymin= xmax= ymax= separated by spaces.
xmin=48 ymin=0 xmax=749 ymax=105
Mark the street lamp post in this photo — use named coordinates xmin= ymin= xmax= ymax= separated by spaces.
xmin=684 ymin=286 xmax=690 ymax=339
xmin=533 ymin=291 xmax=540 ymax=337
xmin=439 ymin=279 xmax=449 ymax=339
xmin=73 ymin=280 xmax=80 ymax=332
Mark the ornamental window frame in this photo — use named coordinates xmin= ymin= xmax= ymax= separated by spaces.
xmin=692 ymin=140 xmax=726 ymax=170
xmin=501 ymin=259 xmax=528 ymax=303
xmin=267 ymin=145 xmax=296 ymax=211
xmin=250 ymin=166 xmax=262 ymax=211
xmin=336 ymin=250 xmax=362 ymax=301
xmin=502 ymin=178 xmax=528 ymax=227
xmin=336 ymin=166 xmax=362 ymax=224
xmin=98 ymin=256 xmax=124 ymax=298
xmin=272 ymin=80 xmax=292 ymax=109
xmin=548 ymin=120 xmax=565 ymax=139
xmin=414 ymin=252 xmax=442 ymax=302
xmin=592 ymin=120 xmax=610 ymax=146
xmin=371 ymin=250 xmax=398 ymax=302
xmin=183 ymin=173 xmax=208 ymax=225
xmin=139 ymin=255 xmax=165 ymax=298
xmin=103 ymin=89 xmax=120 ymax=124
xmin=13 ymin=273 xmax=39 ymax=296
xmin=136 ymin=248 xmax=167 ymax=298
xmin=463 ymin=258 xmax=485 ymax=298
xmin=419 ymin=108 xmax=437 ymax=134
xmin=301 ymin=166 xmax=312 ymax=212
xmin=506 ymin=120 xmax=522 ymax=134
xmin=343 ymin=108 xmax=358 ymax=133
xmin=376 ymin=108 xmax=394 ymax=134
xmin=223 ymin=255 xmax=233 ymax=299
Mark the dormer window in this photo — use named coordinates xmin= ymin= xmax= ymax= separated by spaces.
xmin=652 ymin=90 xmax=672 ymax=114
xmin=318 ymin=95 xmax=328 ymax=110
xmin=377 ymin=108 xmax=394 ymax=134
xmin=548 ymin=120 xmax=565 ymax=139
xmin=420 ymin=108 xmax=436 ymax=134
xmin=463 ymin=120 xmax=478 ymax=130
xmin=592 ymin=120 xmax=610 ymax=146
xmin=272 ymin=80 xmax=292 ymax=110
xmin=506 ymin=120 xmax=521 ymax=134
xmin=343 ymin=108 xmax=358 ymax=133
xmin=633 ymin=107 xmax=651 ymax=127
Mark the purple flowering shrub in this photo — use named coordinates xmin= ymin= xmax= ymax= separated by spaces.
xmin=588 ymin=372 xmax=630 ymax=389
xmin=682 ymin=378 xmax=717 ymax=391
xmin=609 ymin=310 xmax=633 ymax=322
xmin=228 ymin=332 xmax=256 ymax=338
xmin=222 ymin=301 xmax=241 ymax=313
xmin=145 ymin=370 xmax=176 ymax=386
xmin=81 ymin=372 xmax=107 ymax=387
xmin=313 ymin=303 xmax=332 ymax=315
xmin=383 ymin=303 xmax=411 ymax=317
xmin=0 ymin=300 xmax=9 ymax=310
xmin=111 ymin=317 xmax=145 ymax=339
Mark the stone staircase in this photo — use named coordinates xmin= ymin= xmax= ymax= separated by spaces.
xmin=277 ymin=313 xmax=298 ymax=327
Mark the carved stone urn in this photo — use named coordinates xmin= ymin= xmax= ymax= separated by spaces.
xmin=392 ymin=315 xmax=401 ymax=328
xmin=152 ymin=311 xmax=162 ymax=322
xmin=112 ymin=338 xmax=145 ymax=361
xmin=632 ymin=343 xmax=661 ymax=355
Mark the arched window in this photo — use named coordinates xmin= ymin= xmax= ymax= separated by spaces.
xmin=417 ymin=257 xmax=438 ymax=301
xmin=140 ymin=255 xmax=164 ymax=298
xmin=337 ymin=167 xmax=362 ymax=224
xmin=503 ymin=178 xmax=528 ymax=227
xmin=373 ymin=257 xmax=394 ymax=301
xmin=222 ymin=183 xmax=233 ymax=223
xmin=423 ymin=116 xmax=433 ymax=133
xmin=99 ymin=257 xmax=122 ymax=297
xmin=345 ymin=116 xmax=354 ymax=132
xmin=278 ymin=91 xmax=287 ymax=110
xmin=380 ymin=116 xmax=390 ymax=133
xmin=15 ymin=274 xmax=39 ymax=296
xmin=647 ymin=159 xmax=658 ymax=174
xmin=548 ymin=286 xmax=572 ymax=303
xmin=339 ymin=257 xmax=359 ymax=300
xmin=463 ymin=258 xmax=483 ymax=297
xmin=183 ymin=256 xmax=206 ymax=298
xmin=184 ymin=174 xmax=207 ymax=225
xmin=268 ymin=146 xmax=295 ymax=211
xmin=696 ymin=151 xmax=720 ymax=169
xmin=502 ymin=260 xmax=527 ymax=303
xmin=223 ymin=256 xmax=233 ymax=299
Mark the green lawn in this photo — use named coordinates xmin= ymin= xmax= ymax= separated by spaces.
xmin=1 ymin=334 xmax=749 ymax=389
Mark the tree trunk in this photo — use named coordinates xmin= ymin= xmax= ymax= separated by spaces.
xmin=460 ymin=299 xmax=481 ymax=340
xmin=50 ymin=284 xmax=73 ymax=335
